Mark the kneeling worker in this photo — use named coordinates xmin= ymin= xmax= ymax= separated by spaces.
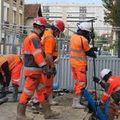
xmin=0 ymin=54 xmax=23 ymax=102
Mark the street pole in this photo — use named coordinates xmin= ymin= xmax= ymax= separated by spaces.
xmin=91 ymin=19 xmax=97 ymax=101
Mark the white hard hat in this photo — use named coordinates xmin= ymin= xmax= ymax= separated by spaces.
xmin=100 ymin=69 xmax=111 ymax=79
xmin=77 ymin=22 xmax=92 ymax=32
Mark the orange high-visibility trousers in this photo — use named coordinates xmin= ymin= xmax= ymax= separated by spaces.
xmin=45 ymin=76 xmax=53 ymax=96
xmin=32 ymin=76 xmax=53 ymax=102
xmin=72 ymin=66 xmax=87 ymax=95
xmin=19 ymin=73 xmax=49 ymax=104
xmin=11 ymin=62 xmax=23 ymax=86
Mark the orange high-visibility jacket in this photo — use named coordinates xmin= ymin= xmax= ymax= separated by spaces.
xmin=69 ymin=33 xmax=90 ymax=67
xmin=101 ymin=75 xmax=120 ymax=103
xmin=0 ymin=56 xmax=7 ymax=67
xmin=0 ymin=54 xmax=21 ymax=70
xmin=22 ymin=32 xmax=46 ymax=76
xmin=41 ymin=29 xmax=58 ymax=58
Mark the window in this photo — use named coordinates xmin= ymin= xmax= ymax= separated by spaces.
xmin=19 ymin=13 xmax=22 ymax=25
xmin=46 ymin=14 xmax=49 ymax=19
xmin=13 ymin=10 xmax=16 ymax=24
xmin=20 ymin=0 xmax=23 ymax=6
xmin=7 ymin=8 xmax=9 ymax=21
xmin=79 ymin=7 xmax=86 ymax=13
xmin=3 ymin=6 xmax=9 ymax=22
xmin=6 ymin=35 xmax=10 ymax=43
xmin=43 ymin=6 xmax=49 ymax=13
xmin=79 ymin=13 xmax=86 ymax=18
xmin=79 ymin=7 xmax=87 ymax=19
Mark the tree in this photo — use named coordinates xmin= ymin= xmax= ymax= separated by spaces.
xmin=102 ymin=0 xmax=120 ymax=57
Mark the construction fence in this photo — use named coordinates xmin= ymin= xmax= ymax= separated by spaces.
xmin=54 ymin=56 xmax=120 ymax=90
xmin=19 ymin=56 xmax=120 ymax=91
xmin=0 ymin=24 xmax=120 ymax=90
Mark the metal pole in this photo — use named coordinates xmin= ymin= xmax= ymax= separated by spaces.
xmin=90 ymin=19 xmax=98 ymax=120
xmin=91 ymin=20 xmax=97 ymax=101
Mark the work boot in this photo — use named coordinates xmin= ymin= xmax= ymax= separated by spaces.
xmin=0 ymin=96 xmax=8 ymax=105
xmin=31 ymin=102 xmax=42 ymax=114
xmin=12 ymin=85 xmax=18 ymax=102
xmin=48 ymin=93 xmax=59 ymax=105
xmin=0 ymin=86 xmax=7 ymax=99
xmin=42 ymin=100 xmax=60 ymax=119
xmin=16 ymin=103 xmax=34 ymax=120
xmin=27 ymin=98 xmax=42 ymax=114
xmin=0 ymin=86 xmax=8 ymax=104
xmin=9 ymin=85 xmax=18 ymax=102
xmin=72 ymin=96 xmax=85 ymax=109
xmin=80 ymin=96 xmax=88 ymax=106
xmin=0 ymin=91 xmax=6 ymax=99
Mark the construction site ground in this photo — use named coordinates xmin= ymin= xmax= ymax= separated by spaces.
xmin=0 ymin=92 xmax=91 ymax=120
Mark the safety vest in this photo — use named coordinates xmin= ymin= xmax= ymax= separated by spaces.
xmin=101 ymin=75 xmax=120 ymax=103
xmin=41 ymin=29 xmax=58 ymax=58
xmin=22 ymin=32 xmax=46 ymax=76
xmin=0 ymin=54 xmax=21 ymax=70
xmin=69 ymin=34 xmax=90 ymax=67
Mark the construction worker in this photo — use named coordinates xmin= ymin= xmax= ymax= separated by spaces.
xmin=16 ymin=17 xmax=59 ymax=120
xmin=0 ymin=54 xmax=23 ymax=102
xmin=94 ymin=69 xmax=120 ymax=105
xmin=30 ymin=19 xmax=65 ymax=108
xmin=69 ymin=22 xmax=96 ymax=109
xmin=41 ymin=19 xmax=65 ymax=105
xmin=94 ymin=69 xmax=120 ymax=119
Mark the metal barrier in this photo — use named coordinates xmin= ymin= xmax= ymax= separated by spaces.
xmin=53 ymin=56 xmax=120 ymax=90
xmin=19 ymin=56 xmax=120 ymax=91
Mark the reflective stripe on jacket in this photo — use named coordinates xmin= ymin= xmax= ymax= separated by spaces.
xmin=69 ymin=34 xmax=90 ymax=67
xmin=22 ymin=32 xmax=46 ymax=75
xmin=101 ymin=75 xmax=120 ymax=103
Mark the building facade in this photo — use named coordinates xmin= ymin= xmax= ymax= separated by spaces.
xmin=24 ymin=4 xmax=42 ymax=33
xmin=41 ymin=3 xmax=111 ymax=36
xmin=2 ymin=0 xmax=24 ymax=25
xmin=0 ymin=0 xmax=24 ymax=54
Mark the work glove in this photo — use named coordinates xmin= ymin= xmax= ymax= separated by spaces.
xmin=111 ymin=90 xmax=120 ymax=104
xmin=93 ymin=76 xmax=101 ymax=83
xmin=91 ymin=47 xmax=98 ymax=52
xmin=52 ymin=67 xmax=57 ymax=76
xmin=54 ymin=58 xmax=59 ymax=64
xmin=41 ymin=65 xmax=54 ymax=79
xmin=90 ymin=32 xmax=95 ymax=40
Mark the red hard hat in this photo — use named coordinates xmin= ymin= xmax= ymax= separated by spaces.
xmin=53 ymin=20 xmax=65 ymax=32
xmin=33 ymin=17 xmax=47 ymax=26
